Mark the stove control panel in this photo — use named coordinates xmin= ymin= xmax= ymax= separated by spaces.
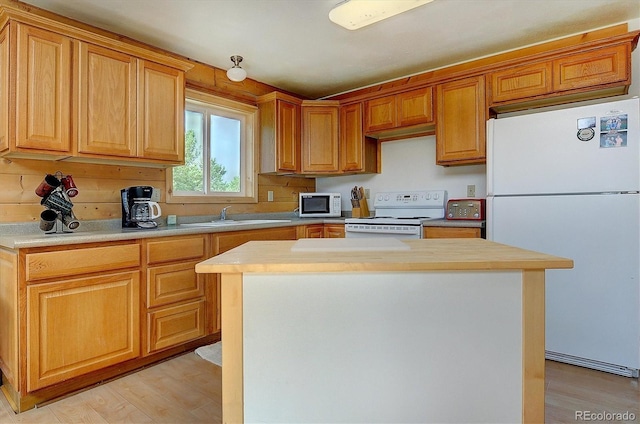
xmin=446 ymin=199 xmax=485 ymax=220
xmin=374 ymin=190 xmax=447 ymax=208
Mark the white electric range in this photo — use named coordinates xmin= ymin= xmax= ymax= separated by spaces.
xmin=345 ymin=190 xmax=447 ymax=239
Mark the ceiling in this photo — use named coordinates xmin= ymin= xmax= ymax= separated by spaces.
xmin=23 ymin=0 xmax=640 ymax=99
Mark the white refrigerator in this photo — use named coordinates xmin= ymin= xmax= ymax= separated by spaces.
xmin=487 ymin=97 xmax=640 ymax=377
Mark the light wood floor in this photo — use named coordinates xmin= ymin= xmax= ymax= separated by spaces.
xmin=0 ymin=355 xmax=637 ymax=423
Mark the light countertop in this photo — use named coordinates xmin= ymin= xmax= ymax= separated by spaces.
xmin=195 ymin=238 xmax=573 ymax=274
xmin=0 ymin=215 xmax=485 ymax=249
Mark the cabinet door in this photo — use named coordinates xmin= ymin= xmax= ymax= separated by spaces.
xmin=27 ymin=271 xmax=140 ymax=391
xmin=302 ymin=104 xmax=339 ymax=173
xmin=489 ymin=62 xmax=553 ymax=104
xmin=423 ymin=227 xmax=481 ymax=239
xmin=396 ymin=87 xmax=433 ymax=127
xmin=302 ymin=224 xmax=324 ymax=238
xmin=276 ymin=99 xmax=300 ymax=172
xmin=436 ymin=76 xmax=486 ymax=165
xmin=0 ymin=27 xmax=8 ymax=153
xmin=137 ymin=60 xmax=184 ymax=162
xmin=323 ymin=224 xmax=345 ymax=238
xmin=364 ymin=95 xmax=395 ymax=133
xmin=553 ymin=44 xmax=629 ymax=92
xmin=16 ymin=24 xmax=71 ymax=153
xmin=77 ymin=42 xmax=137 ymax=157
xmin=340 ymin=103 xmax=364 ymax=172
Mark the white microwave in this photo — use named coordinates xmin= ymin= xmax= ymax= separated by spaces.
xmin=299 ymin=193 xmax=342 ymax=218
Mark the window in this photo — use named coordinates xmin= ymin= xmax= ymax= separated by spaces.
xmin=167 ymin=89 xmax=258 ymax=204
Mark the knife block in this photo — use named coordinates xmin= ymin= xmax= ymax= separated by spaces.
xmin=351 ymin=197 xmax=370 ymax=218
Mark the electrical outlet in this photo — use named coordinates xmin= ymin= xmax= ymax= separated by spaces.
xmin=267 ymin=191 xmax=274 ymax=202
xmin=150 ymin=188 xmax=161 ymax=202
xmin=364 ymin=189 xmax=370 ymax=199
xmin=467 ymin=184 xmax=476 ymax=197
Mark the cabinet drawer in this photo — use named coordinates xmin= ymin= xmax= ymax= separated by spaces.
xmin=423 ymin=227 xmax=481 ymax=239
xmin=147 ymin=261 xmax=204 ymax=308
xmin=146 ymin=235 xmax=207 ymax=265
xmin=147 ymin=299 xmax=206 ymax=353
xmin=25 ymin=244 xmax=140 ymax=282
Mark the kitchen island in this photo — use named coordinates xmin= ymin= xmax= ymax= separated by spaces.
xmin=195 ymin=238 xmax=573 ymax=424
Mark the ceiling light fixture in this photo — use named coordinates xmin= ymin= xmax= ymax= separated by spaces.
xmin=329 ymin=0 xmax=433 ymax=30
xmin=226 ymin=55 xmax=247 ymax=82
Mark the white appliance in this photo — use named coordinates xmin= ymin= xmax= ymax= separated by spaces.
xmin=299 ymin=193 xmax=342 ymax=218
xmin=487 ymin=97 xmax=640 ymax=377
xmin=345 ymin=190 xmax=447 ymax=239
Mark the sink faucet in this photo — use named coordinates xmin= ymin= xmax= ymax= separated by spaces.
xmin=220 ymin=205 xmax=231 ymax=221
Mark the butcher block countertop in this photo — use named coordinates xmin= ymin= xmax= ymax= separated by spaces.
xmin=195 ymin=238 xmax=573 ymax=274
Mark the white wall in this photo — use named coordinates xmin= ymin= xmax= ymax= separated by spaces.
xmin=316 ymin=135 xmax=486 ymax=212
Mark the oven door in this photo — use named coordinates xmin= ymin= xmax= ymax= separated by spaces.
xmin=344 ymin=223 xmax=422 ymax=239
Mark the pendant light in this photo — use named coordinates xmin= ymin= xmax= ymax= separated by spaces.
xmin=226 ymin=55 xmax=247 ymax=82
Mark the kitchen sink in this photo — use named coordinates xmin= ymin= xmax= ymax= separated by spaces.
xmin=180 ymin=219 xmax=291 ymax=227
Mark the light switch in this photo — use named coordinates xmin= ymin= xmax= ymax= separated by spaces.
xmin=267 ymin=191 xmax=274 ymax=202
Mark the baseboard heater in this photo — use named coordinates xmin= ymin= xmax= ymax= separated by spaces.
xmin=546 ymin=350 xmax=639 ymax=378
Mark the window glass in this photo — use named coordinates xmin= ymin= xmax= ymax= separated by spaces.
xmin=210 ymin=115 xmax=241 ymax=193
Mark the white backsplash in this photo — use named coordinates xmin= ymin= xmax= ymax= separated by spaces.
xmin=316 ymin=135 xmax=486 ymax=212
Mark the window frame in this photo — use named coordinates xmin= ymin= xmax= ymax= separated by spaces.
xmin=166 ymin=89 xmax=259 ymax=204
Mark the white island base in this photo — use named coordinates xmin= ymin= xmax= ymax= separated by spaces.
xmin=195 ymin=239 xmax=573 ymax=423
xmin=243 ymin=271 xmax=523 ymax=423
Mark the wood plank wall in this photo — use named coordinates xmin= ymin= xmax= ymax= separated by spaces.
xmin=0 ymin=158 xmax=314 ymax=223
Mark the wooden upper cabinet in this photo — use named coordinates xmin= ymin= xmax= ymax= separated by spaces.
xmin=364 ymin=86 xmax=433 ymax=134
xmin=553 ymin=44 xmax=629 ymax=91
xmin=0 ymin=12 xmax=191 ymax=165
xmin=258 ymin=92 xmax=302 ymax=173
xmin=489 ymin=61 xmax=553 ymax=103
xmin=15 ymin=24 xmax=72 ymax=154
xmin=76 ymin=42 xmax=137 ymax=157
xmin=301 ymin=100 xmax=339 ymax=173
xmin=436 ymin=75 xmax=486 ymax=165
xmin=340 ymin=102 xmax=378 ymax=173
xmin=489 ymin=43 xmax=632 ymax=108
xmin=137 ymin=60 xmax=185 ymax=163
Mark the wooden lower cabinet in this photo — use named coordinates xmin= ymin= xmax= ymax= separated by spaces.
xmin=144 ymin=235 xmax=211 ymax=355
xmin=0 ymin=237 xmax=218 ymax=412
xmin=27 ymin=271 xmax=140 ymax=391
xmin=423 ymin=226 xmax=482 ymax=239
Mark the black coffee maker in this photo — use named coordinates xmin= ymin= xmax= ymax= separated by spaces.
xmin=121 ymin=186 xmax=162 ymax=229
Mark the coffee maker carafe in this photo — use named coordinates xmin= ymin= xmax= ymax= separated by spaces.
xmin=121 ymin=186 xmax=162 ymax=229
